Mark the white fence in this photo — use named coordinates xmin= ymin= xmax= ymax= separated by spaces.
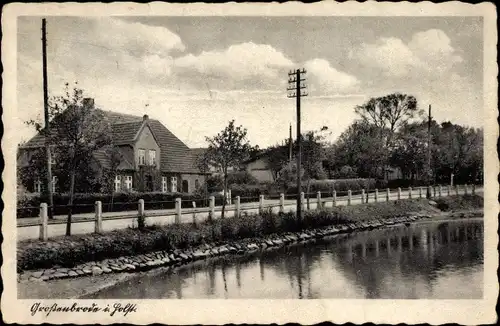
xmin=17 ymin=184 xmax=478 ymax=241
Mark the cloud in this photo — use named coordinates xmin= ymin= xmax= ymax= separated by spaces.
xmin=174 ymin=42 xmax=294 ymax=81
xmin=304 ymin=58 xmax=360 ymax=94
xmin=351 ymin=29 xmax=463 ymax=77
xmin=93 ymin=17 xmax=185 ymax=56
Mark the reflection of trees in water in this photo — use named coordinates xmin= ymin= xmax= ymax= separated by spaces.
xmin=259 ymin=243 xmax=325 ymax=298
xmin=330 ymin=221 xmax=483 ymax=298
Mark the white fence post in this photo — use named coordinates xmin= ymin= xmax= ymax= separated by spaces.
xmin=438 ymin=185 xmax=442 ymax=197
xmin=433 ymin=186 xmax=437 ymax=198
xmin=175 ymin=198 xmax=182 ymax=223
xmin=227 ymin=189 xmax=232 ymax=204
xmin=386 ymin=188 xmax=390 ymax=202
xmin=235 ymin=196 xmax=241 ymax=217
xmin=464 ymin=184 xmax=469 ymax=195
xmin=408 ymin=187 xmax=412 ymax=199
xmin=259 ymin=194 xmax=265 ymax=214
xmin=138 ymin=199 xmax=145 ymax=216
xmin=300 ymin=192 xmax=305 ymax=210
xmin=361 ymin=189 xmax=365 ymax=204
xmin=192 ymin=201 xmax=197 ymax=224
xmin=279 ymin=193 xmax=285 ymax=213
xmin=374 ymin=189 xmax=378 ymax=202
xmin=39 ymin=203 xmax=48 ymax=241
xmin=347 ymin=190 xmax=352 ymax=206
xmin=209 ymin=196 xmax=215 ymax=220
xmin=397 ymin=187 xmax=401 ymax=200
xmin=428 ymin=186 xmax=433 ymax=198
xmin=95 ymin=201 xmax=102 ymax=234
xmin=332 ymin=190 xmax=337 ymax=206
xmin=317 ymin=191 xmax=322 ymax=210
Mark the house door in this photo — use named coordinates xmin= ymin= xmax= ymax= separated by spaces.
xmin=146 ymin=175 xmax=153 ymax=192
xmin=182 ymin=180 xmax=189 ymax=193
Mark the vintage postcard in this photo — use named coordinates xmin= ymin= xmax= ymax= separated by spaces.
xmin=2 ymin=1 xmax=498 ymax=325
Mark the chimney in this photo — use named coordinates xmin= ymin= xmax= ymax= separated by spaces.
xmin=82 ymin=98 xmax=95 ymax=108
xmin=143 ymin=114 xmax=149 ymax=121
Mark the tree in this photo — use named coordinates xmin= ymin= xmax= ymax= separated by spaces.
xmin=275 ymin=161 xmax=305 ymax=193
xmin=29 ymin=82 xmax=112 ymax=235
xmin=332 ymin=120 xmax=386 ymax=179
xmin=355 ymin=93 xmax=420 ymax=180
xmin=432 ymin=122 xmax=483 ymax=185
xmin=301 ymin=128 xmax=329 ymax=208
xmin=201 ymin=120 xmax=257 ymax=219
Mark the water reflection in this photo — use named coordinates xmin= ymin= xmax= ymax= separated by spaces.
xmin=88 ymin=219 xmax=483 ymax=299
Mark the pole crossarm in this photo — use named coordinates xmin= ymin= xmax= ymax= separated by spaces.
xmin=287 ymin=86 xmax=307 ymax=91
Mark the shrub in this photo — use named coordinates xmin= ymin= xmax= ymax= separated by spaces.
xmin=434 ymin=194 xmax=483 ymax=211
xmin=227 ymin=171 xmax=259 ymax=185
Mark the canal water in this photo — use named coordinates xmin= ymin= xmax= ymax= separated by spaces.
xmin=88 ymin=219 xmax=483 ymax=299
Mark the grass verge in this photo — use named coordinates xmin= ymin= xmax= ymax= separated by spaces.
xmin=17 ymin=195 xmax=482 ymax=272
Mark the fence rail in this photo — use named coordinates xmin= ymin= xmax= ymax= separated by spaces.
xmin=17 ymin=184 xmax=480 ymax=241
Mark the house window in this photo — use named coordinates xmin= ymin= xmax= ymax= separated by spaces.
xmin=114 ymin=175 xmax=122 ymax=192
xmin=148 ymin=150 xmax=156 ymax=166
xmin=182 ymin=180 xmax=189 ymax=193
xmin=162 ymin=177 xmax=168 ymax=193
xmin=124 ymin=175 xmax=133 ymax=190
xmin=138 ymin=149 xmax=146 ymax=165
xmin=52 ymin=176 xmax=57 ymax=193
xmin=34 ymin=178 xmax=42 ymax=193
xmin=171 ymin=176 xmax=177 ymax=193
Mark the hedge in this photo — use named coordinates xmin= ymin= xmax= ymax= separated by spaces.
xmin=285 ymin=178 xmax=379 ymax=195
xmin=17 ymin=192 xmax=225 ymax=218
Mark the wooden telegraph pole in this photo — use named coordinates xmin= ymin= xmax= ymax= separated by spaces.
xmin=42 ymin=18 xmax=54 ymax=218
xmin=426 ymin=104 xmax=432 ymax=199
xmin=287 ymin=69 xmax=308 ymax=221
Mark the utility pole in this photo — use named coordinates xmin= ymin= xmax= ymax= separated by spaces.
xmin=42 ymin=18 xmax=54 ymax=219
xmin=426 ymin=104 xmax=432 ymax=199
xmin=288 ymin=123 xmax=293 ymax=162
xmin=287 ymin=69 xmax=308 ymax=221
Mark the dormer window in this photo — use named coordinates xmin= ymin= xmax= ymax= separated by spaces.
xmin=148 ymin=150 xmax=156 ymax=166
xmin=138 ymin=149 xmax=146 ymax=165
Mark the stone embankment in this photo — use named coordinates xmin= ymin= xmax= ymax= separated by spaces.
xmin=19 ymin=214 xmax=431 ymax=283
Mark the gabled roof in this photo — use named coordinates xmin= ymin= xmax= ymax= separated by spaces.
xmin=92 ymin=145 xmax=135 ymax=171
xmin=21 ymin=108 xmax=207 ymax=174
xmin=147 ymin=119 xmax=202 ymax=174
xmin=111 ymin=121 xmax=144 ymax=144
xmin=242 ymin=149 xmax=269 ymax=165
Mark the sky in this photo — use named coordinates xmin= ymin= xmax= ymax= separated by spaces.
xmin=17 ymin=16 xmax=483 ymax=148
